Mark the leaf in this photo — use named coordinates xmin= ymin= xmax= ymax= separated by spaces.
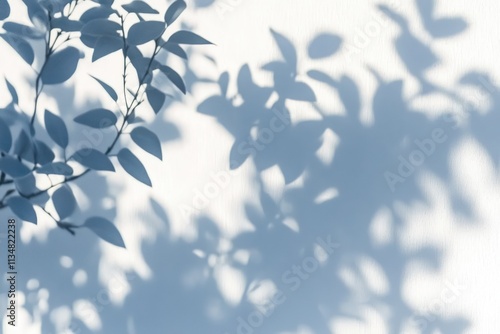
xmin=167 ymin=30 xmax=212 ymax=45
xmin=92 ymin=36 xmax=122 ymax=62
xmin=308 ymin=33 xmax=342 ymax=59
xmin=0 ymin=33 xmax=35 ymax=65
xmin=7 ymin=196 xmax=37 ymax=224
xmin=164 ymin=0 xmax=186 ymax=25
xmin=5 ymin=79 xmax=18 ymax=105
xmin=0 ymin=0 xmax=10 ymax=20
xmin=218 ymin=72 xmax=229 ymax=96
xmin=80 ymin=6 xmax=116 ymax=23
xmin=34 ymin=140 xmax=55 ymax=165
xmin=162 ymin=42 xmax=187 ymax=59
xmin=2 ymin=22 xmax=43 ymax=39
xmin=0 ymin=156 xmax=30 ymax=178
xmin=14 ymin=131 xmax=35 ymax=163
xmin=37 ymin=162 xmax=73 ymax=176
xmin=122 ymin=1 xmax=158 ymax=14
xmin=127 ymin=46 xmax=149 ymax=77
xmin=131 ymin=126 xmax=162 ymax=160
xmin=0 ymin=118 xmax=12 ymax=153
xmin=74 ymin=108 xmax=117 ymax=128
xmin=41 ymin=46 xmax=80 ymax=85
xmin=84 ymin=216 xmax=125 ymax=248
xmin=51 ymin=17 xmax=83 ymax=32
xmin=91 ymin=75 xmax=118 ymax=101
xmin=128 ymin=21 xmax=165 ymax=45
xmin=270 ymin=28 xmax=296 ymax=68
xmin=52 ymin=186 xmax=76 ymax=219
xmin=45 ymin=110 xmax=69 ymax=148
xmin=160 ymin=65 xmax=186 ymax=94
xmin=81 ymin=18 xmax=121 ymax=37
xmin=146 ymin=87 xmax=166 ymax=114
xmin=72 ymin=148 xmax=115 ymax=171
xmin=117 ymin=148 xmax=152 ymax=186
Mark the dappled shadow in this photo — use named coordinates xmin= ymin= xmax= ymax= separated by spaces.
xmin=3 ymin=0 xmax=499 ymax=333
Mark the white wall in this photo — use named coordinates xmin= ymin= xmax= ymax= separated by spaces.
xmin=1 ymin=0 xmax=499 ymax=333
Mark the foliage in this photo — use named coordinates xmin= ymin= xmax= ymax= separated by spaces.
xmin=0 ymin=0 xmax=212 ymax=247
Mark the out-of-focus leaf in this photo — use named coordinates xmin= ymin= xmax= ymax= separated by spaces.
xmin=81 ymin=18 xmax=121 ymax=37
xmin=122 ymin=1 xmax=158 ymax=14
xmin=162 ymin=42 xmax=187 ymax=59
xmin=167 ymin=30 xmax=212 ymax=45
xmin=51 ymin=17 xmax=83 ymax=32
xmin=80 ymin=6 xmax=115 ymax=23
xmin=37 ymin=162 xmax=73 ymax=176
xmin=270 ymin=28 xmax=296 ymax=68
xmin=308 ymin=33 xmax=342 ymax=59
xmin=84 ymin=216 xmax=126 ymax=248
xmin=159 ymin=65 xmax=186 ymax=94
xmin=53 ymin=185 xmax=76 ymax=219
xmin=164 ymin=0 xmax=186 ymax=25
xmin=41 ymin=46 xmax=80 ymax=84
xmin=2 ymin=22 xmax=43 ymax=39
xmin=5 ymin=79 xmax=18 ymax=105
xmin=92 ymin=36 xmax=122 ymax=62
xmin=72 ymin=148 xmax=115 ymax=171
xmin=34 ymin=140 xmax=55 ymax=165
xmin=0 ymin=0 xmax=10 ymax=20
xmin=7 ymin=196 xmax=37 ymax=224
xmin=131 ymin=126 xmax=162 ymax=160
xmin=117 ymin=148 xmax=152 ymax=186
xmin=146 ymin=87 xmax=165 ymax=114
xmin=0 ymin=156 xmax=30 ymax=178
xmin=45 ymin=110 xmax=69 ymax=148
xmin=128 ymin=21 xmax=165 ymax=45
xmin=218 ymin=72 xmax=229 ymax=96
xmin=91 ymin=75 xmax=118 ymax=101
xmin=74 ymin=108 xmax=117 ymax=128
xmin=0 ymin=33 xmax=35 ymax=65
xmin=0 ymin=118 xmax=12 ymax=153
xmin=14 ymin=131 xmax=35 ymax=163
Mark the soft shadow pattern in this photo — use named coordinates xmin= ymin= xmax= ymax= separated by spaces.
xmin=4 ymin=1 xmax=497 ymax=333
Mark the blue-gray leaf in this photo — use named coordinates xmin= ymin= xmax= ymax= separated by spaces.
xmin=146 ymin=87 xmax=166 ymax=114
xmin=117 ymin=148 xmax=152 ymax=186
xmin=74 ymin=108 xmax=117 ymax=128
xmin=160 ymin=65 xmax=186 ymax=94
xmin=2 ymin=22 xmax=44 ymax=39
xmin=51 ymin=17 xmax=83 ymax=32
xmin=91 ymin=75 xmax=118 ymax=101
xmin=122 ymin=1 xmax=159 ymax=14
xmin=84 ymin=217 xmax=125 ymax=248
xmin=131 ymin=126 xmax=162 ymax=160
xmin=128 ymin=21 xmax=165 ymax=45
xmin=1 ymin=33 xmax=35 ymax=65
xmin=167 ymin=30 xmax=212 ymax=45
xmin=53 ymin=186 xmax=76 ymax=219
xmin=72 ymin=148 xmax=115 ymax=171
xmin=7 ymin=196 xmax=37 ymax=224
xmin=14 ymin=130 xmax=35 ymax=163
xmin=164 ymin=0 xmax=186 ymax=25
xmin=37 ymin=162 xmax=73 ymax=176
xmin=0 ymin=0 xmax=10 ymax=20
xmin=41 ymin=47 xmax=80 ymax=85
xmin=92 ymin=36 xmax=123 ymax=62
xmin=34 ymin=140 xmax=55 ymax=165
xmin=162 ymin=42 xmax=187 ymax=59
xmin=0 ymin=118 xmax=12 ymax=153
xmin=45 ymin=110 xmax=69 ymax=148
xmin=0 ymin=156 xmax=31 ymax=178
xmin=81 ymin=18 xmax=121 ymax=37
xmin=5 ymin=79 xmax=18 ymax=105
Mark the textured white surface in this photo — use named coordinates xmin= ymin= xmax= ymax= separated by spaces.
xmin=1 ymin=0 xmax=499 ymax=333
